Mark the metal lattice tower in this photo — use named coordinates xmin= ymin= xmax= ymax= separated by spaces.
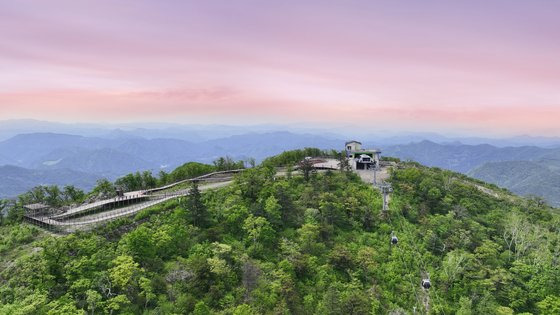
xmin=380 ymin=183 xmax=392 ymax=212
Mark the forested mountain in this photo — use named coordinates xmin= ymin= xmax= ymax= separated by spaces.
xmin=382 ymin=140 xmax=557 ymax=173
xmin=383 ymin=141 xmax=560 ymax=206
xmin=0 ymin=153 xmax=559 ymax=314
xmin=469 ymin=161 xmax=560 ymax=207
xmin=0 ymin=165 xmax=101 ymax=198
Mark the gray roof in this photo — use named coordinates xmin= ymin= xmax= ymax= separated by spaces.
xmin=345 ymin=140 xmax=362 ymax=145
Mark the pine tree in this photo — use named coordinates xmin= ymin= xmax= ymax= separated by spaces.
xmin=299 ymin=158 xmax=314 ymax=181
xmin=187 ymin=180 xmax=208 ymax=227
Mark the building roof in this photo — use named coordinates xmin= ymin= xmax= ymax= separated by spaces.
xmin=345 ymin=140 xmax=362 ymax=145
xmin=23 ymin=203 xmax=49 ymax=211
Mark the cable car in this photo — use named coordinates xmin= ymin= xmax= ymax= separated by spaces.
xmin=421 ymin=278 xmax=431 ymax=289
xmin=358 ymin=154 xmax=372 ymax=163
xmin=391 ymin=235 xmax=398 ymax=245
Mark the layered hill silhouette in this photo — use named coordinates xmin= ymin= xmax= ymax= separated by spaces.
xmin=0 ymin=132 xmax=340 ymax=197
xmin=384 ymin=140 xmax=560 ymax=206
xmin=2 ymin=132 xmax=560 ymax=207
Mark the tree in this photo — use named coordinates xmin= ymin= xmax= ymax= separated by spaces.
xmin=457 ymin=297 xmax=473 ymax=315
xmin=299 ymin=157 xmax=314 ymax=181
xmin=108 ymin=255 xmax=141 ymax=291
xmin=242 ymin=260 xmax=261 ymax=302
xmin=214 ymin=156 xmax=244 ymax=171
xmin=337 ymin=151 xmax=351 ymax=173
xmin=0 ymin=199 xmax=8 ymax=225
xmin=158 ymin=170 xmax=170 ymax=185
xmin=85 ymin=290 xmax=102 ymax=315
xmin=185 ymin=181 xmax=208 ymax=227
xmin=44 ymin=185 xmax=63 ymax=207
xmin=503 ymin=213 xmax=535 ymax=260
xmin=193 ymin=301 xmax=211 ymax=315
xmin=235 ymin=167 xmax=273 ymax=202
xmin=63 ymin=185 xmax=85 ymax=204
xmin=318 ymin=285 xmax=343 ymax=315
xmin=141 ymin=171 xmax=157 ymax=189
xmin=115 ymin=173 xmax=140 ymax=192
xmin=537 ymin=295 xmax=560 ymax=314
xmin=105 ymin=294 xmax=130 ymax=315
xmin=232 ymin=304 xmax=258 ymax=315
xmin=441 ymin=250 xmax=467 ymax=291
xmin=243 ymin=214 xmax=274 ymax=255
xmin=246 ymin=157 xmax=257 ymax=168
xmin=122 ymin=225 xmax=156 ymax=265
xmin=139 ymin=276 xmax=156 ymax=310
xmin=6 ymin=204 xmax=24 ymax=223
xmin=46 ymin=296 xmax=85 ymax=315
xmin=264 ymin=196 xmax=282 ymax=227
xmin=170 ymin=162 xmax=215 ymax=182
xmin=261 ymin=148 xmax=334 ymax=167
xmin=115 ymin=171 xmax=156 ymax=191
xmin=29 ymin=186 xmax=46 ymax=203
xmin=91 ymin=179 xmax=116 ymax=197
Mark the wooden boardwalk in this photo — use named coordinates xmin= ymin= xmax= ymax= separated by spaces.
xmin=50 ymin=194 xmax=149 ymax=220
xmin=24 ymin=171 xmax=238 ymax=233
xmin=23 ymin=165 xmax=341 ymax=233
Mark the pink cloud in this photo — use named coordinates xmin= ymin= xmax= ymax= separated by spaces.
xmin=0 ymin=1 xmax=559 ymax=135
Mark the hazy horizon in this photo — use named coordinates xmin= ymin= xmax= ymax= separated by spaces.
xmin=2 ymin=117 xmax=560 ymax=139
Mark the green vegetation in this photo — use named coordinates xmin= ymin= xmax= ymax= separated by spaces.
xmin=111 ymin=156 xmax=246 ymax=194
xmin=213 ymin=156 xmax=246 ymax=172
xmin=17 ymin=185 xmax=86 ymax=207
xmin=469 ymin=160 xmax=560 ymax=208
xmin=2 ymin=156 xmax=245 ymax=228
xmin=0 ymin=152 xmax=559 ymax=314
xmin=115 ymin=171 xmax=158 ymax=192
xmin=160 ymin=156 xmax=245 ymax=188
xmin=261 ymin=148 xmax=338 ymax=167
xmin=166 ymin=162 xmax=217 ymax=184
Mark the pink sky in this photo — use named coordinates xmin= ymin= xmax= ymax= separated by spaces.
xmin=1 ymin=0 xmax=559 ymax=136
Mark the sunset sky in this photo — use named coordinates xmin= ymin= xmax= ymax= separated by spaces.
xmin=1 ymin=0 xmax=559 ymax=136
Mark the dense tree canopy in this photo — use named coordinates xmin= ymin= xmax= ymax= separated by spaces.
xmin=260 ymin=148 xmax=338 ymax=168
xmin=0 ymin=155 xmax=559 ymax=314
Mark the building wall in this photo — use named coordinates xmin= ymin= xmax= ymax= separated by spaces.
xmin=346 ymin=142 xmax=361 ymax=152
xmin=345 ymin=141 xmax=381 ymax=170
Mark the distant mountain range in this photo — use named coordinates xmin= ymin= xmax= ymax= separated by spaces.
xmin=1 ymin=121 xmax=560 ymax=206
xmin=383 ymin=140 xmax=560 ymax=173
xmin=0 ymin=131 xmax=341 ymax=198
xmin=469 ymin=161 xmax=560 ymax=207
xmin=2 ymin=119 xmax=560 ymax=147
xmin=383 ymin=141 xmax=560 ymax=207
xmin=0 ymin=165 xmax=101 ymax=198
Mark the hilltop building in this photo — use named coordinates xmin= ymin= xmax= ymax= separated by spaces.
xmin=345 ymin=140 xmax=381 ymax=170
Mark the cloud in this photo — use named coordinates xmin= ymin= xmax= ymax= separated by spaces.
xmin=1 ymin=1 xmax=559 ymax=135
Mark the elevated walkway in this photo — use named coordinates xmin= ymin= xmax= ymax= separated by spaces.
xmin=24 ymin=171 xmax=240 ymax=233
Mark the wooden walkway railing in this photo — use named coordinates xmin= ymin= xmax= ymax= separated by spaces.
xmin=23 ymin=171 xmax=240 ymax=233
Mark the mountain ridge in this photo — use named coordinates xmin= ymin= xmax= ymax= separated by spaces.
xmin=0 ymin=165 xmax=101 ymax=198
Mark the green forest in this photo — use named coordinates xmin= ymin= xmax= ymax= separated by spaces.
xmin=1 ymin=150 xmax=559 ymax=314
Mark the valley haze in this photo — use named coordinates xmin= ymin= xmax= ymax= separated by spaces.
xmin=1 ymin=120 xmax=560 ymax=207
